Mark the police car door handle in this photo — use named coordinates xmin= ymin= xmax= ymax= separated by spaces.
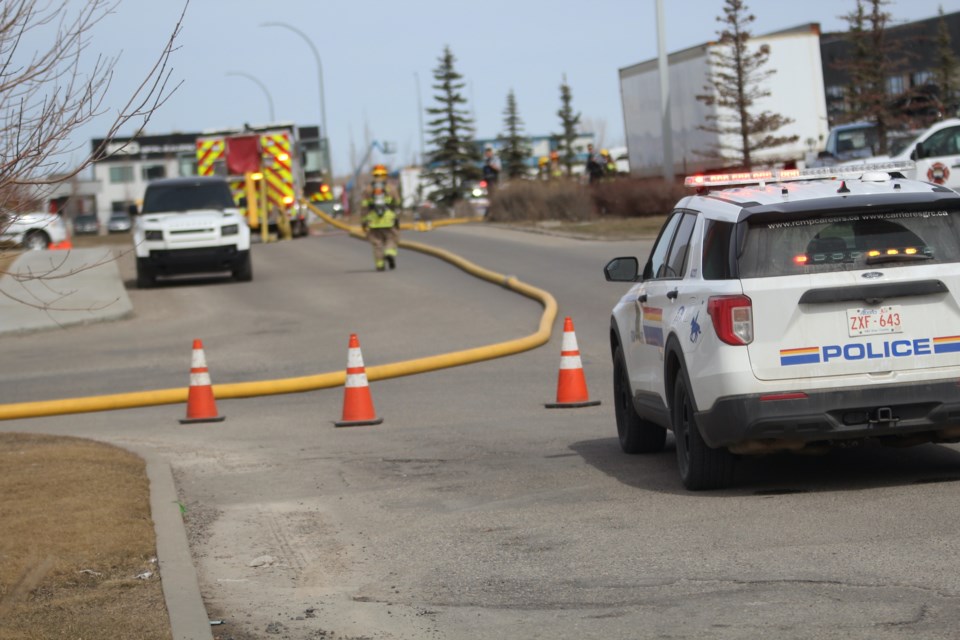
xmin=666 ymin=289 xmax=679 ymax=300
xmin=637 ymin=294 xmax=647 ymax=303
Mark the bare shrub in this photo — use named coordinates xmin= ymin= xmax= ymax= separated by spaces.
xmin=487 ymin=180 xmax=593 ymax=222
xmin=590 ymin=178 xmax=688 ymax=218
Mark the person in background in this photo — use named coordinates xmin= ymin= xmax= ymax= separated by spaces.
xmin=482 ymin=147 xmax=501 ymax=195
xmin=586 ymin=143 xmax=604 ymax=184
xmin=360 ymin=164 xmax=401 ymax=271
xmin=601 ymin=148 xmax=618 ymax=178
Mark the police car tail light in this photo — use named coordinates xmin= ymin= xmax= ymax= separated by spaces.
xmin=708 ymin=295 xmax=753 ymax=345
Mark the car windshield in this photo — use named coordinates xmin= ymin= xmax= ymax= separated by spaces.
xmin=738 ymin=206 xmax=960 ymax=278
xmin=142 ymin=183 xmax=235 ymax=214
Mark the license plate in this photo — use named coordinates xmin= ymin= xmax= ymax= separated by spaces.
xmin=847 ymin=306 xmax=903 ymax=337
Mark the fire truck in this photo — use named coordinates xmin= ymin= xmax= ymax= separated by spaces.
xmin=195 ymin=123 xmax=311 ymax=238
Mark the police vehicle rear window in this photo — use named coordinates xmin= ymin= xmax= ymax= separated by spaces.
xmin=738 ymin=208 xmax=960 ymax=278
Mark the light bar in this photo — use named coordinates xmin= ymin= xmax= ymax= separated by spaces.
xmin=684 ymin=161 xmax=916 ymax=188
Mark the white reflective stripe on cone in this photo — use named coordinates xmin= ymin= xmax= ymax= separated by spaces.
xmin=345 ymin=373 xmax=370 ymax=388
xmin=347 ymin=348 xmax=365 ymax=368
xmin=559 ymin=355 xmax=583 ymax=370
xmin=561 ymin=331 xmax=579 ymax=351
xmin=191 ymin=349 xmax=207 ymax=369
xmin=190 ymin=372 xmax=212 ymax=386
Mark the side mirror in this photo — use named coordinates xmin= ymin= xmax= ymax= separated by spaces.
xmin=817 ymin=151 xmax=834 ymax=159
xmin=127 ymin=203 xmax=139 ymax=216
xmin=912 ymin=142 xmax=925 ymax=160
xmin=604 ymin=257 xmax=640 ymax=282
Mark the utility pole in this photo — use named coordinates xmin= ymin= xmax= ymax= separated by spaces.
xmin=656 ymin=0 xmax=674 ymax=182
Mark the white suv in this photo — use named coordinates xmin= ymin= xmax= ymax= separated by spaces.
xmin=133 ymin=177 xmax=251 ymax=288
xmin=604 ymin=162 xmax=960 ymax=490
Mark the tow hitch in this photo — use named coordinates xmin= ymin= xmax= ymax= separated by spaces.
xmin=869 ymin=407 xmax=899 ymax=427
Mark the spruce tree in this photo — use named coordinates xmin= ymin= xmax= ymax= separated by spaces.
xmin=935 ymin=5 xmax=959 ymax=113
xmin=423 ymin=46 xmax=480 ymax=208
xmin=556 ymin=76 xmax=581 ymax=177
xmin=838 ymin=0 xmax=900 ymax=154
xmin=695 ymin=0 xmax=798 ymax=169
xmin=498 ymin=90 xmax=530 ymax=179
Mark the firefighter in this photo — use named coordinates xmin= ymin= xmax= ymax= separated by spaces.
xmin=360 ymin=164 xmax=401 ymax=271
xmin=601 ymin=149 xmax=617 ymax=178
xmin=538 ymin=156 xmax=550 ymax=180
xmin=549 ymin=150 xmax=563 ymax=180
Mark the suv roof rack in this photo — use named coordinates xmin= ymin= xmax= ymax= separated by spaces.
xmin=684 ymin=161 xmax=916 ymax=189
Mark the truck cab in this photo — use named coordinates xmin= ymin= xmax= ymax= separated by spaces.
xmin=849 ymin=118 xmax=960 ymax=190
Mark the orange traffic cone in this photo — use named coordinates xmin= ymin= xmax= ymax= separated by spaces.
xmin=334 ymin=333 xmax=383 ymax=427
xmin=545 ymin=316 xmax=602 ymax=409
xmin=180 ymin=339 xmax=225 ymax=424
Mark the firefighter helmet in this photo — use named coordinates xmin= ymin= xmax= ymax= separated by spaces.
xmin=538 ymin=156 xmax=549 ymax=166
xmin=372 ymin=164 xmax=388 ymax=178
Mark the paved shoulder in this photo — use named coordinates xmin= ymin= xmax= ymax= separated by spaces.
xmin=0 ymin=248 xmax=132 ymax=335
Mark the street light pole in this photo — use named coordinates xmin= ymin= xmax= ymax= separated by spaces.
xmin=226 ymin=71 xmax=276 ymax=122
xmin=260 ymin=21 xmax=331 ymax=176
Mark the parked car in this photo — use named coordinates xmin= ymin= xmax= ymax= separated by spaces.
xmin=0 ymin=211 xmax=68 ymax=250
xmin=604 ymin=161 xmax=960 ymax=490
xmin=107 ymin=211 xmax=132 ymax=233
xmin=72 ymin=214 xmax=100 ymax=235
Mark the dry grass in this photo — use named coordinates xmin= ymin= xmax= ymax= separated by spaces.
xmin=498 ymin=215 xmax=667 ymax=240
xmin=0 ymin=433 xmax=171 ymax=640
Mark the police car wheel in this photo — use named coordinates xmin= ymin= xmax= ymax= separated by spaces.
xmin=672 ymin=373 xmax=734 ymax=491
xmin=613 ymin=346 xmax=666 ymax=454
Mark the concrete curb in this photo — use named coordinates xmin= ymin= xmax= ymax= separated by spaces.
xmin=142 ymin=451 xmax=214 ymax=640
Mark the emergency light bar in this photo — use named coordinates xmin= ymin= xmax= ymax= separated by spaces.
xmin=684 ymin=161 xmax=916 ymax=188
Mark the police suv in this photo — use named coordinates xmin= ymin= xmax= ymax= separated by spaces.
xmin=133 ymin=177 xmax=252 ymax=288
xmin=604 ymin=162 xmax=960 ymax=490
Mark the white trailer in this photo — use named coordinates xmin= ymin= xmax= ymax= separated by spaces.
xmin=619 ymin=23 xmax=829 ymax=178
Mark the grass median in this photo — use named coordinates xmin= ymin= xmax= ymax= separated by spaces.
xmin=0 ymin=433 xmax=171 ymax=639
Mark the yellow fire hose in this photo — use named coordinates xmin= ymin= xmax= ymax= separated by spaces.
xmin=0 ymin=203 xmax=556 ymax=420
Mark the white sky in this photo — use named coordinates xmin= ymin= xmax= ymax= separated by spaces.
xmin=60 ymin=0 xmax=958 ymax=176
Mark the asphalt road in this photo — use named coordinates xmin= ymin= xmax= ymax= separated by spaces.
xmin=3 ymin=226 xmax=960 ymax=639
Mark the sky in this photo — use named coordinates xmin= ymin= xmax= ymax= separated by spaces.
xmin=54 ymin=0 xmax=959 ymax=177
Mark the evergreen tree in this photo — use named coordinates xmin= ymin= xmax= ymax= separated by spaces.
xmin=555 ymin=76 xmax=581 ymax=177
xmin=695 ymin=0 xmax=798 ymax=169
xmin=935 ymin=5 xmax=959 ymax=113
xmin=423 ymin=46 xmax=480 ymax=208
xmin=498 ymin=90 xmax=530 ymax=179
xmin=838 ymin=0 xmax=900 ymax=154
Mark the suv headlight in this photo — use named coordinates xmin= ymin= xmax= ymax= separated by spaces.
xmin=222 ymin=224 xmax=239 ymax=236
xmin=145 ymin=229 xmax=163 ymax=241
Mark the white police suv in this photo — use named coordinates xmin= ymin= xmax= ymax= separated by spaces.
xmin=133 ymin=177 xmax=251 ymax=288
xmin=604 ymin=162 xmax=960 ymax=490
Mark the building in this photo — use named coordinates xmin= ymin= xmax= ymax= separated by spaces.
xmin=820 ymin=10 xmax=960 ymax=127
xmin=619 ymin=23 xmax=828 ymax=178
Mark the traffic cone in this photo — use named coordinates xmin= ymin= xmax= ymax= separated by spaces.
xmin=545 ymin=317 xmax=602 ymax=409
xmin=334 ymin=333 xmax=383 ymax=427
xmin=180 ymin=339 xmax=225 ymax=424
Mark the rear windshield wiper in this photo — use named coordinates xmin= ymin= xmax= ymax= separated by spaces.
xmin=865 ymin=253 xmax=934 ymax=265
